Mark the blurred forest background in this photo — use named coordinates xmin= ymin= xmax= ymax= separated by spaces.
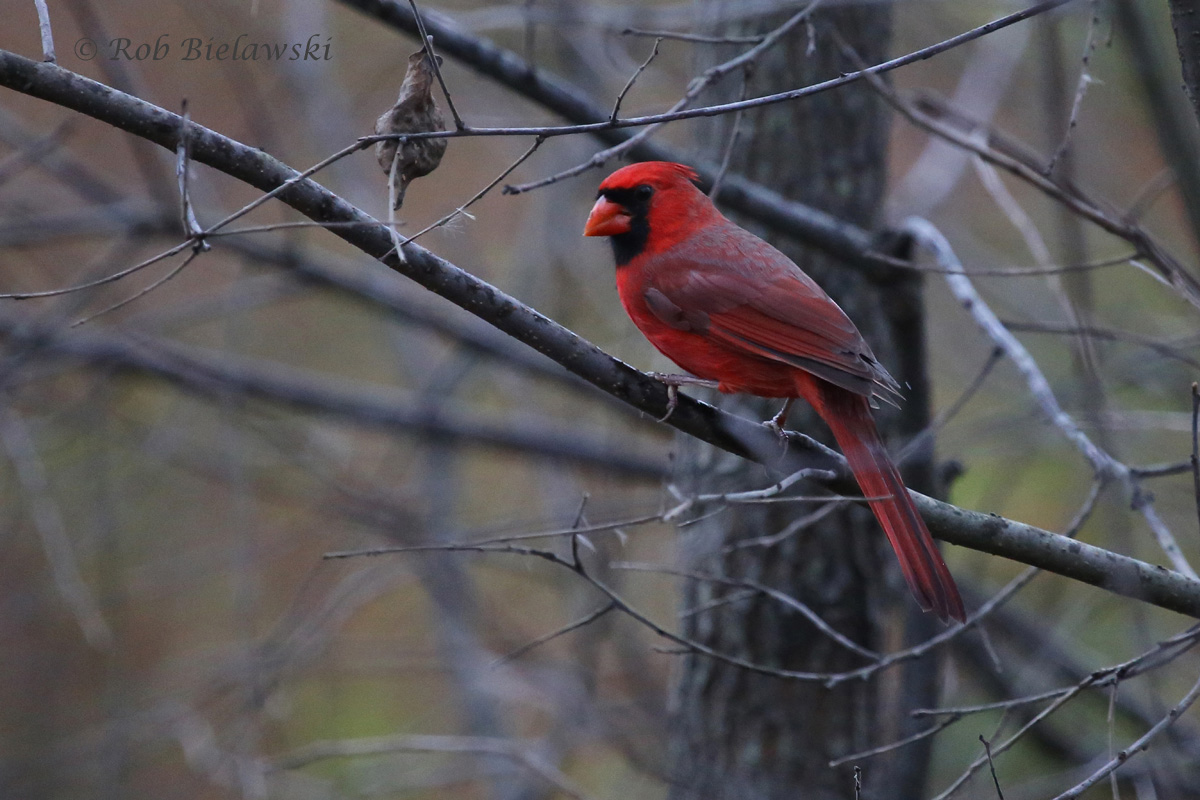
xmin=3 ymin=0 xmax=1200 ymax=798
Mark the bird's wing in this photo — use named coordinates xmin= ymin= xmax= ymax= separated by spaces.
xmin=650 ymin=225 xmax=900 ymax=399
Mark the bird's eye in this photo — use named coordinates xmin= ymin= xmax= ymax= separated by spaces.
xmin=635 ymin=185 xmax=654 ymax=200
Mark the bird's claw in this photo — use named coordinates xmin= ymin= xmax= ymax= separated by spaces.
xmin=646 ymin=373 xmax=717 ymax=423
xmin=762 ymin=417 xmax=790 ymax=450
xmin=762 ymin=399 xmax=795 ymax=450
xmin=658 ymin=384 xmax=679 ymax=422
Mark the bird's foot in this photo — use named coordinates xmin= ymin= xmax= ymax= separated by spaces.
xmin=659 ymin=384 xmax=679 ymax=423
xmin=762 ymin=399 xmax=796 ymax=445
xmin=647 ymin=373 xmax=718 ymax=422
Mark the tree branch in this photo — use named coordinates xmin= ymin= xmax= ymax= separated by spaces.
xmin=335 ymin=0 xmax=1072 ymax=279
xmin=1115 ymin=1 xmax=1200 ymax=255
xmin=0 ymin=313 xmax=667 ymax=479
xmin=916 ymin=494 xmax=1200 ymax=619
xmin=4 ymin=51 xmax=1200 ymax=618
xmin=1169 ymin=0 xmax=1200 ymax=129
xmin=0 ymin=48 xmax=801 ymax=466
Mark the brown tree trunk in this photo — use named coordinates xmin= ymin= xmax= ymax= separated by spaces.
xmin=667 ymin=5 xmax=943 ymax=799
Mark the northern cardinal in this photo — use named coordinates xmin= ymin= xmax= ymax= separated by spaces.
xmin=585 ymin=161 xmax=964 ymax=622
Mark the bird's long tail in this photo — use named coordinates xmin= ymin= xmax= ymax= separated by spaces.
xmin=803 ymin=378 xmax=965 ymax=622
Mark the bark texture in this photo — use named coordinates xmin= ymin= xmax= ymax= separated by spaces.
xmin=1170 ymin=0 xmax=1200 ymax=130
xmin=666 ymin=6 xmax=942 ymax=799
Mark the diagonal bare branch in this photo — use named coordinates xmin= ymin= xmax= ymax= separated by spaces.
xmin=6 ymin=50 xmax=1200 ymax=619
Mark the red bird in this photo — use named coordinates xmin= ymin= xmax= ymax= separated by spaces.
xmin=585 ymin=161 xmax=964 ymax=622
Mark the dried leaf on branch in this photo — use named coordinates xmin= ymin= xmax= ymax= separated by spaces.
xmin=374 ymin=47 xmax=447 ymax=210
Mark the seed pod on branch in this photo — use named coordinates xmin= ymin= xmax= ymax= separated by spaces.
xmin=374 ymin=47 xmax=447 ymax=210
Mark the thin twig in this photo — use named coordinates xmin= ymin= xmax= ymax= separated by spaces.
xmin=504 ymin=0 xmax=822 ymax=195
xmin=906 ymin=251 xmax=1137 ymax=278
xmin=726 ymin=499 xmax=845 ymax=550
xmin=1107 ymin=680 xmax=1120 ymax=800
xmin=405 ymin=2 xmax=464 ymax=130
xmin=709 ymin=66 xmax=751 ymax=200
xmin=11 ymin=45 xmax=1200 ymax=619
xmin=913 ymin=686 xmax=1082 ymax=719
xmin=70 ymin=247 xmax=203 ymax=327
xmin=34 ymin=0 xmax=55 ymax=63
xmin=911 ymin=217 xmax=1119 ymax=480
xmin=0 ymin=405 xmax=112 ymax=648
xmin=350 ymin=0 xmax=1073 ymax=152
xmin=273 ymin=733 xmax=596 ymax=800
xmin=898 ymin=346 xmax=1005 ymax=464
xmin=1051 ymin=667 xmax=1200 ymax=799
xmin=1001 ymin=320 xmax=1200 ymax=371
xmin=973 ymin=154 xmax=1054 ymax=272
xmin=207 ymin=220 xmax=404 ymax=236
xmin=1045 ymin=0 xmax=1099 ymax=175
xmin=933 ymin=626 xmax=1200 ymax=800
xmin=907 ymin=216 xmax=1199 ymax=580
xmin=971 ymin=154 xmax=1084 ymax=338
xmin=665 ymin=466 xmax=840 ymax=517
xmin=0 ymin=318 xmax=668 ymax=476
xmin=0 ymin=239 xmax=193 ymax=299
xmin=679 ymin=587 xmax=756 ymax=619
xmin=493 ymin=602 xmax=616 ymax=665
xmin=613 ymin=561 xmax=879 ymax=661
xmin=866 ymin=58 xmax=1200 ymax=310
xmin=339 ymin=0 xmax=1080 ymax=279
xmin=610 ymin=38 xmax=663 ymax=122
xmin=327 ymin=513 xmax=666 ymax=558
xmin=828 ymin=714 xmax=963 ymax=767
xmin=174 ymin=99 xmax=207 ymax=246
xmin=1192 ymin=382 xmax=1200 ymax=537
xmin=621 ymin=27 xmax=763 ymax=45
xmin=199 ymin=139 xmax=372 ymax=239
xmin=1132 ymin=460 xmax=1194 ymax=479
xmin=402 ymin=136 xmax=544 ymax=249
xmin=349 ymin=539 xmax=846 ymax=680
xmin=980 ymin=735 xmax=1006 ymax=799
xmin=385 ymin=145 xmax=405 ymax=260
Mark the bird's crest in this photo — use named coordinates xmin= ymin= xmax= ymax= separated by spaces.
xmin=598 ymin=161 xmax=701 ymax=192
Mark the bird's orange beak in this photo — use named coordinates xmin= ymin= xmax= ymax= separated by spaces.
xmin=584 ymin=197 xmax=632 ymax=237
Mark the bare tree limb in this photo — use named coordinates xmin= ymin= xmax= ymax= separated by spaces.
xmin=1051 ymin=667 xmax=1200 ymax=798
xmin=0 ymin=314 xmax=668 ymax=478
xmin=0 ymin=47 xmax=814 ymax=467
xmin=907 ymin=216 xmax=1199 ymax=579
xmin=856 ymin=47 xmax=1200 ymax=311
xmin=5 ymin=51 xmax=1200 ymax=618
xmin=335 ymin=0 xmax=1073 ymax=279
xmin=0 ymin=404 xmax=112 ymax=648
xmin=273 ymin=734 xmax=598 ymax=800
xmin=1114 ymin=1 xmax=1200 ymax=254
xmin=916 ymin=495 xmax=1200 ymax=619
xmin=1169 ymin=0 xmax=1200 ymax=130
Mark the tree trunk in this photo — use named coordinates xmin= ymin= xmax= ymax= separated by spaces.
xmin=667 ymin=5 xmax=943 ymax=799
